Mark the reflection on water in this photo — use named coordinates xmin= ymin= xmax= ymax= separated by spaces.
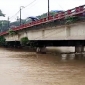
xmin=61 ymin=54 xmax=75 ymax=61
xmin=0 ymin=47 xmax=85 ymax=85
xmin=61 ymin=53 xmax=85 ymax=61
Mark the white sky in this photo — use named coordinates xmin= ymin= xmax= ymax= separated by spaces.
xmin=0 ymin=0 xmax=85 ymax=22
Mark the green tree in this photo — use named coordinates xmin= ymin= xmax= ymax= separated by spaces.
xmin=0 ymin=10 xmax=5 ymax=17
xmin=65 ymin=16 xmax=79 ymax=24
xmin=20 ymin=37 xmax=29 ymax=46
xmin=0 ymin=36 xmax=6 ymax=46
xmin=8 ymin=29 xmax=17 ymax=36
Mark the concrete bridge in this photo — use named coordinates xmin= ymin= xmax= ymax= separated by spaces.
xmin=0 ymin=4 xmax=85 ymax=53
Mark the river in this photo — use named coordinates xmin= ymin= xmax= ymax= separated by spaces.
xmin=0 ymin=47 xmax=85 ymax=85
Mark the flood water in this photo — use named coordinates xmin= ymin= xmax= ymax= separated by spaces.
xmin=0 ymin=47 xmax=85 ymax=85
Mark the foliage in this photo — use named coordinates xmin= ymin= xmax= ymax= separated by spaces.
xmin=65 ymin=16 xmax=78 ymax=24
xmin=0 ymin=20 xmax=10 ymax=32
xmin=37 ymin=10 xmax=62 ymax=19
xmin=20 ymin=37 xmax=29 ymax=46
xmin=0 ymin=36 xmax=6 ymax=46
xmin=10 ymin=19 xmax=26 ymax=26
xmin=8 ymin=29 xmax=17 ymax=36
xmin=0 ymin=10 xmax=5 ymax=17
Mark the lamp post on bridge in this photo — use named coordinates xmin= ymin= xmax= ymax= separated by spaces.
xmin=20 ymin=6 xmax=25 ymax=25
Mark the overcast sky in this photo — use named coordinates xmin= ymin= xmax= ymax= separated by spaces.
xmin=0 ymin=0 xmax=85 ymax=22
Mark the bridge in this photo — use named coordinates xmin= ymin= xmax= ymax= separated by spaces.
xmin=0 ymin=4 xmax=85 ymax=53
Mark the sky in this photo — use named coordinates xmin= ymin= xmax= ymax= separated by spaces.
xmin=0 ymin=0 xmax=85 ymax=22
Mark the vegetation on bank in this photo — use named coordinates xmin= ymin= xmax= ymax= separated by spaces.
xmin=8 ymin=29 xmax=17 ymax=36
xmin=0 ymin=36 xmax=6 ymax=46
xmin=65 ymin=16 xmax=79 ymax=24
xmin=20 ymin=37 xmax=29 ymax=46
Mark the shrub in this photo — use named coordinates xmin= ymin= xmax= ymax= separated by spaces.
xmin=8 ymin=29 xmax=17 ymax=36
xmin=20 ymin=37 xmax=29 ymax=46
xmin=65 ymin=16 xmax=78 ymax=24
xmin=0 ymin=36 xmax=6 ymax=46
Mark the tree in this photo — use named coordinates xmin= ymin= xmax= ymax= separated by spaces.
xmin=0 ymin=36 xmax=6 ymax=46
xmin=0 ymin=10 xmax=5 ymax=17
xmin=0 ymin=10 xmax=5 ymax=32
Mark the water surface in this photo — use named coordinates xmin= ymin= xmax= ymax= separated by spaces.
xmin=0 ymin=48 xmax=85 ymax=85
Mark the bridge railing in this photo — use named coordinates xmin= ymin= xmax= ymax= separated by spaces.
xmin=0 ymin=31 xmax=8 ymax=36
xmin=0 ymin=5 xmax=85 ymax=36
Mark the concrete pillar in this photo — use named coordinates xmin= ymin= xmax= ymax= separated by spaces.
xmin=75 ymin=45 xmax=84 ymax=53
xmin=75 ymin=45 xmax=84 ymax=59
xmin=36 ymin=47 xmax=41 ymax=53
xmin=36 ymin=47 xmax=46 ymax=54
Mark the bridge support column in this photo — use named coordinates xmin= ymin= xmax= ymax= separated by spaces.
xmin=75 ymin=45 xmax=84 ymax=59
xmin=75 ymin=45 xmax=84 ymax=53
xmin=36 ymin=47 xmax=46 ymax=54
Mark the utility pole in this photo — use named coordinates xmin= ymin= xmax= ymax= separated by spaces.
xmin=20 ymin=6 xmax=25 ymax=26
xmin=20 ymin=7 xmax=21 ymax=25
xmin=47 ymin=0 xmax=50 ymax=20
xmin=8 ymin=17 xmax=10 ymax=28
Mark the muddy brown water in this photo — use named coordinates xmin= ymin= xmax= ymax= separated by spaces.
xmin=0 ymin=47 xmax=85 ymax=85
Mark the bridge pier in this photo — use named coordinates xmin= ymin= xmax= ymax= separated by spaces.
xmin=75 ymin=45 xmax=84 ymax=53
xmin=75 ymin=45 xmax=84 ymax=59
xmin=36 ymin=47 xmax=46 ymax=54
